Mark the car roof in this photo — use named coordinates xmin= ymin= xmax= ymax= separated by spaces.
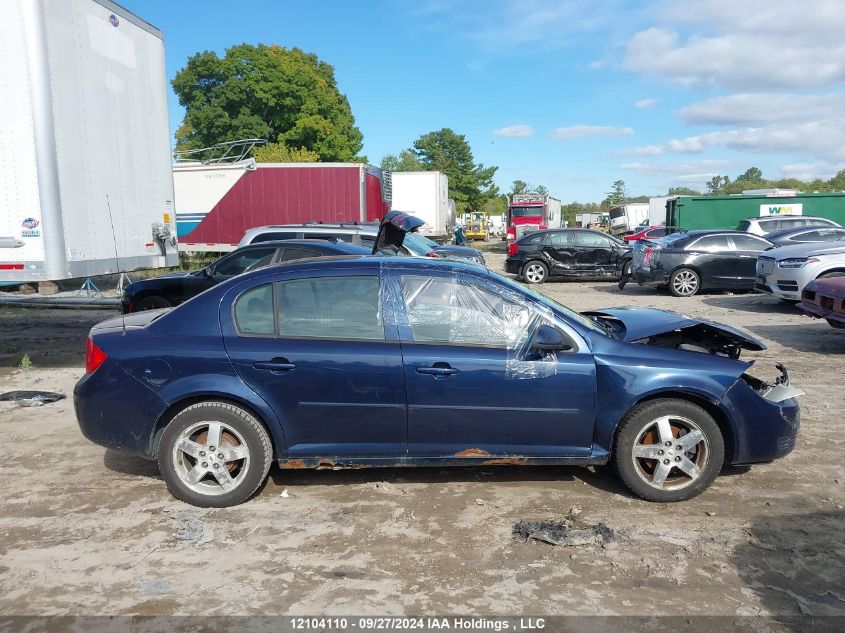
xmin=254 ymin=239 xmax=370 ymax=252
xmin=765 ymin=226 xmax=845 ymax=240
xmin=245 ymin=223 xmax=379 ymax=232
xmin=743 ymin=215 xmax=835 ymax=222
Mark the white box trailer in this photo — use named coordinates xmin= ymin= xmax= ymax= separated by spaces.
xmin=0 ymin=0 xmax=177 ymax=282
xmin=649 ymin=196 xmax=674 ymax=227
xmin=609 ymin=203 xmax=650 ymax=236
xmin=546 ymin=196 xmax=562 ymax=228
xmin=390 ymin=171 xmax=453 ymax=238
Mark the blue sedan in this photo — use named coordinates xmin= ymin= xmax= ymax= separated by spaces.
xmin=75 ymin=257 xmax=801 ymax=507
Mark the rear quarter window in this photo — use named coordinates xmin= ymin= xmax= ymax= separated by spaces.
xmin=234 ymin=284 xmax=275 ymax=335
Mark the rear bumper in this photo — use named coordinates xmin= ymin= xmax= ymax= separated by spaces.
xmin=505 ymin=259 xmax=523 ymax=275
xmin=633 ymin=266 xmax=667 ymax=286
xmin=74 ymin=362 xmax=168 ymax=459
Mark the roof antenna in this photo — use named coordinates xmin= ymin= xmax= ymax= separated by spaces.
xmin=106 ymin=194 xmax=127 ymax=336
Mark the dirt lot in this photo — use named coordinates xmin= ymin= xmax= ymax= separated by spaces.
xmin=1 ymin=249 xmax=843 ymax=619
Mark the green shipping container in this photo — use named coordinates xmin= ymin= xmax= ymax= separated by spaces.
xmin=665 ymin=193 xmax=845 ymax=232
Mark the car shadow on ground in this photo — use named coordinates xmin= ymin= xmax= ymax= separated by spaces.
xmin=270 ymin=463 xmax=638 ymax=497
xmin=730 ymin=509 xmax=845 ymax=625
xmin=747 ymin=324 xmax=845 ymax=354
xmin=104 ymin=449 xmax=160 ymax=478
xmin=102 ymin=449 xmax=636 ymax=497
xmin=702 ymin=294 xmax=800 ymax=315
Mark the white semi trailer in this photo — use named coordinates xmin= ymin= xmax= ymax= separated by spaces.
xmin=0 ymin=0 xmax=177 ymax=283
xmin=390 ymin=171 xmax=453 ymax=239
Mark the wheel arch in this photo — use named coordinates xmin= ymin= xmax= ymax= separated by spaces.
xmin=130 ymin=289 xmax=174 ymax=307
xmin=150 ymin=394 xmax=281 ymax=460
xmin=611 ymin=390 xmax=736 ymax=463
xmin=816 ymin=267 xmax=845 ymax=279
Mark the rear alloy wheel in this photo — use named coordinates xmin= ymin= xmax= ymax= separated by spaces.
xmin=159 ymin=401 xmax=272 ymax=507
xmin=669 ymin=268 xmax=700 ymax=297
xmin=135 ymin=295 xmax=172 ymax=311
xmin=522 ymin=261 xmax=548 ymax=284
xmin=613 ymin=399 xmax=724 ymax=502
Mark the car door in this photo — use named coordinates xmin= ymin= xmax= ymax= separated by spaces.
xmin=220 ymin=270 xmax=407 ymax=458
xmin=541 ymin=231 xmax=577 ymax=273
xmin=684 ymin=235 xmax=737 ymax=287
xmin=574 ymin=231 xmax=616 ymax=274
xmin=394 ymin=269 xmax=597 ymax=458
xmin=728 ymin=234 xmax=772 ymax=286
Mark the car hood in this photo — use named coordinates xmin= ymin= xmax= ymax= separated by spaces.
xmin=583 ymin=307 xmax=766 ymax=352
xmin=372 ymin=210 xmax=426 ymax=255
xmin=763 ymin=241 xmax=845 ymax=260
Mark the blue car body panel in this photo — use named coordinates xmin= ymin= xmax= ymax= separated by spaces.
xmin=74 ymin=256 xmax=799 ymax=470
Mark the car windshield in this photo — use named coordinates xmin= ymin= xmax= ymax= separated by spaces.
xmin=403 ymin=232 xmax=435 ymax=256
xmin=511 ymin=206 xmax=544 ymax=217
xmin=493 ymin=272 xmax=608 ymax=336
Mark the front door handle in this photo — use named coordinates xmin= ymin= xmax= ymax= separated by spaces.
xmin=416 ymin=363 xmax=459 ymax=376
xmin=253 ymin=358 xmax=296 ymax=372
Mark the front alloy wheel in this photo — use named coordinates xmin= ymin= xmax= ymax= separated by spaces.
xmin=613 ymin=399 xmax=724 ymax=502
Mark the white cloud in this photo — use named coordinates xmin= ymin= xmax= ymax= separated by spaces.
xmin=621 ymin=118 xmax=845 ymax=162
xmin=780 ymin=163 xmax=844 ymax=182
xmin=679 ymin=94 xmax=845 ymax=126
xmin=492 ymin=124 xmax=534 ymax=137
xmin=623 ymin=1 xmax=845 ymax=89
xmin=553 ymin=125 xmax=634 ymax=140
xmin=634 ymin=98 xmax=657 ymax=109
xmin=621 ymin=159 xmax=730 ymax=174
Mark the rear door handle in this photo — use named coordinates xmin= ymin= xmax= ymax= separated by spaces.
xmin=253 ymin=359 xmax=296 ymax=372
xmin=416 ymin=363 xmax=459 ymax=376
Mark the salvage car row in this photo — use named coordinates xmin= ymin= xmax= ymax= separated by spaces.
xmin=502 ymin=223 xmax=845 ymax=328
xmin=76 ymin=212 xmax=804 ymax=508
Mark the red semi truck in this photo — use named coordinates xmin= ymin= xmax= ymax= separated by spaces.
xmin=505 ymin=193 xmax=563 ymax=242
xmin=174 ymin=160 xmax=392 ymax=252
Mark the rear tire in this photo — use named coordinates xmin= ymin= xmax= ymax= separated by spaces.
xmin=135 ymin=295 xmax=172 ymax=311
xmin=522 ymin=261 xmax=548 ymax=284
xmin=159 ymin=401 xmax=273 ymax=507
xmin=669 ymin=268 xmax=700 ymax=297
xmin=613 ymin=398 xmax=724 ymax=502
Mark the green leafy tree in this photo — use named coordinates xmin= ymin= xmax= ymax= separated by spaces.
xmin=411 ymin=128 xmax=498 ymax=213
xmin=705 ymin=175 xmax=730 ymax=194
xmin=253 ymin=143 xmax=320 ymax=163
xmin=535 ymin=185 xmax=549 ymax=197
xmin=739 ymin=167 xmax=763 ymax=182
xmin=510 ymin=179 xmax=530 ymax=195
xmin=380 ymin=150 xmax=424 ymax=172
xmin=668 ymin=187 xmax=702 ymax=196
xmin=603 ymin=180 xmax=628 ymax=206
xmin=172 ymin=44 xmax=363 ymax=161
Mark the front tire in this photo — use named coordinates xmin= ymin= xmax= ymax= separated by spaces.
xmin=613 ymin=398 xmax=724 ymax=502
xmin=159 ymin=401 xmax=273 ymax=507
xmin=522 ymin=261 xmax=548 ymax=284
xmin=669 ymin=268 xmax=700 ymax=297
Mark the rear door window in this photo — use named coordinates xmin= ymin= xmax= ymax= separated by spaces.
xmin=277 ymin=276 xmax=383 ymax=340
xmin=546 ymin=232 xmax=572 ymax=246
xmin=778 ymin=218 xmax=805 ymax=229
xmin=280 ymin=247 xmax=321 ymax=261
xmin=520 ymin=232 xmax=547 ymax=246
xmin=688 ymin=235 xmax=732 ymax=252
xmin=730 ymin=235 xmax=771 ymax=251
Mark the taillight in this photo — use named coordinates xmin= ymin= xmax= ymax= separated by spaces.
xmin=643 ymin=247 xmax=656 ymax=265
xmin=85 ymin=338 xmax=108 ymax=374
xmin=508 ymin=242 xmax=519 ymax=257
xmin=506 ymin=227 xmax=516 ymax=241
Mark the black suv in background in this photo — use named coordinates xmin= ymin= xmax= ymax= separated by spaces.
xmin=505 ymin=229 xmax=631 ymax=284
xmin=121 ymin=240 xmax=369 ymax=313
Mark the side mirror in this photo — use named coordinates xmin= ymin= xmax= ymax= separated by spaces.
xmin=532 ymin=324 xmax=574 ymax=352
xmin=203 ymin=266 xmax=214 ymax=278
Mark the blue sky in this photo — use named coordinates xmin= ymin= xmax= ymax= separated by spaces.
xmin=123 ymin=0 xmax=845 ymax=202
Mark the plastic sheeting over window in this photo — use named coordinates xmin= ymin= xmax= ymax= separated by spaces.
xmin=397 ymin=271 xmax=560 ymax=379
xmin=234 ymin=284 xmax=274 ymax=335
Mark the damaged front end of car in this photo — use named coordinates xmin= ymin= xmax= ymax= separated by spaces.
xmin=586 ymin=307 xmax=803 ymax=464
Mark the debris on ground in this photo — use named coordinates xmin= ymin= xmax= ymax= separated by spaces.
xmin=168 ymin=508 xmax=214 ymax=548
xmin=474 ymin=498 xmax=485 ymax=506
xmin=280 ymin=489 xmax=290 ymax=498
xmin=371 ymin=481 xmax=404 ymax=494
xmin=0 ymin=390 xmax=65 ymax=406
xmin=512 ymin=519 xmax=623 ymax=548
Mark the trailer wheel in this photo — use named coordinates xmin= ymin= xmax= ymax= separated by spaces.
xmin=135 ymin=295 xmax=172 ymax=311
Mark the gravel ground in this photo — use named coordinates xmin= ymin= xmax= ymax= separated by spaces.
xmin=0 ymin=248 xmax=843 ymax=619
